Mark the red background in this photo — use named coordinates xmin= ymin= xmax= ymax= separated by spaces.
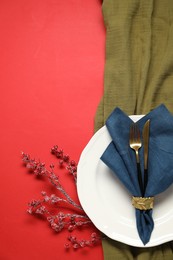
xmin=0 ymin=0 xmax=105 ymax=259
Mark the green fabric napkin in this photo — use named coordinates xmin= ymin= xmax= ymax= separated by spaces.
xmin=94 ymin=0 xmax=173 ymax=259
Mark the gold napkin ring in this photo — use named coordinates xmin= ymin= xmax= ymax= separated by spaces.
xmin=132 ymin=196 xmax=154 ymax=210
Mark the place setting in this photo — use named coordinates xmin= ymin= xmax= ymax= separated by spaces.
xmin=77 ymin=104 xmax=173 ymax=247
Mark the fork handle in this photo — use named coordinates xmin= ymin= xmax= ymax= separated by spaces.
xmin=137 ymin=162 xmax=144 ymax=197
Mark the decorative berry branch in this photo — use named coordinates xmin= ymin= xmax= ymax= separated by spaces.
xmin=50 ymin=145 xmax=77 ymax=183
xmin=22 ymin=151 xmax=81 ymax=210
xmin=22 ymin=146 xmax=101 ymax=249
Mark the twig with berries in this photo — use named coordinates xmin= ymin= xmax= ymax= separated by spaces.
xmin=65 ymin=232 xmax=102 ymax=250
xmin=22 ymin=152 xmax=82 ymax=210
xmin=27 ymin=193 xmax=92 ymax=232
xmin=50 ymin=145 xmax=77 ymax=183
xmin=21 ymin=146 xmax=101 ymax=249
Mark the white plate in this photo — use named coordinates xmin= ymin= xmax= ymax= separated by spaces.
xmin=77 ymin=116 xmax=173 ymax=247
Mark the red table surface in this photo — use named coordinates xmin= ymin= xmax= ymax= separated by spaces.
xmin=0 ymin=1 xmax=105 ymax=259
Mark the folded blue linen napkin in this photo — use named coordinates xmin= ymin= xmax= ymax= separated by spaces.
xmin=101 ymin=104 xmax=173 ymax=244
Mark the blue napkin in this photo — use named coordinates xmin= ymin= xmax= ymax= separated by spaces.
xmin=101 ymin=104 xmax=173 ymax=244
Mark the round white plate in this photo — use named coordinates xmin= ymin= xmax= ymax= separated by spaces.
xmin=77 ymin=116 xmax=173 ymax=247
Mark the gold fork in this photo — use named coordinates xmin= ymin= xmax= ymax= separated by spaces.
xmin=129 ymin=123 xmax=144 ymax=196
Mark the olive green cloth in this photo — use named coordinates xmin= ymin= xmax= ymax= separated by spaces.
xmin=95 ymin=0 xmax=173 ymax=132
xmin=94 ymin=0 xmax=173 ymax=259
